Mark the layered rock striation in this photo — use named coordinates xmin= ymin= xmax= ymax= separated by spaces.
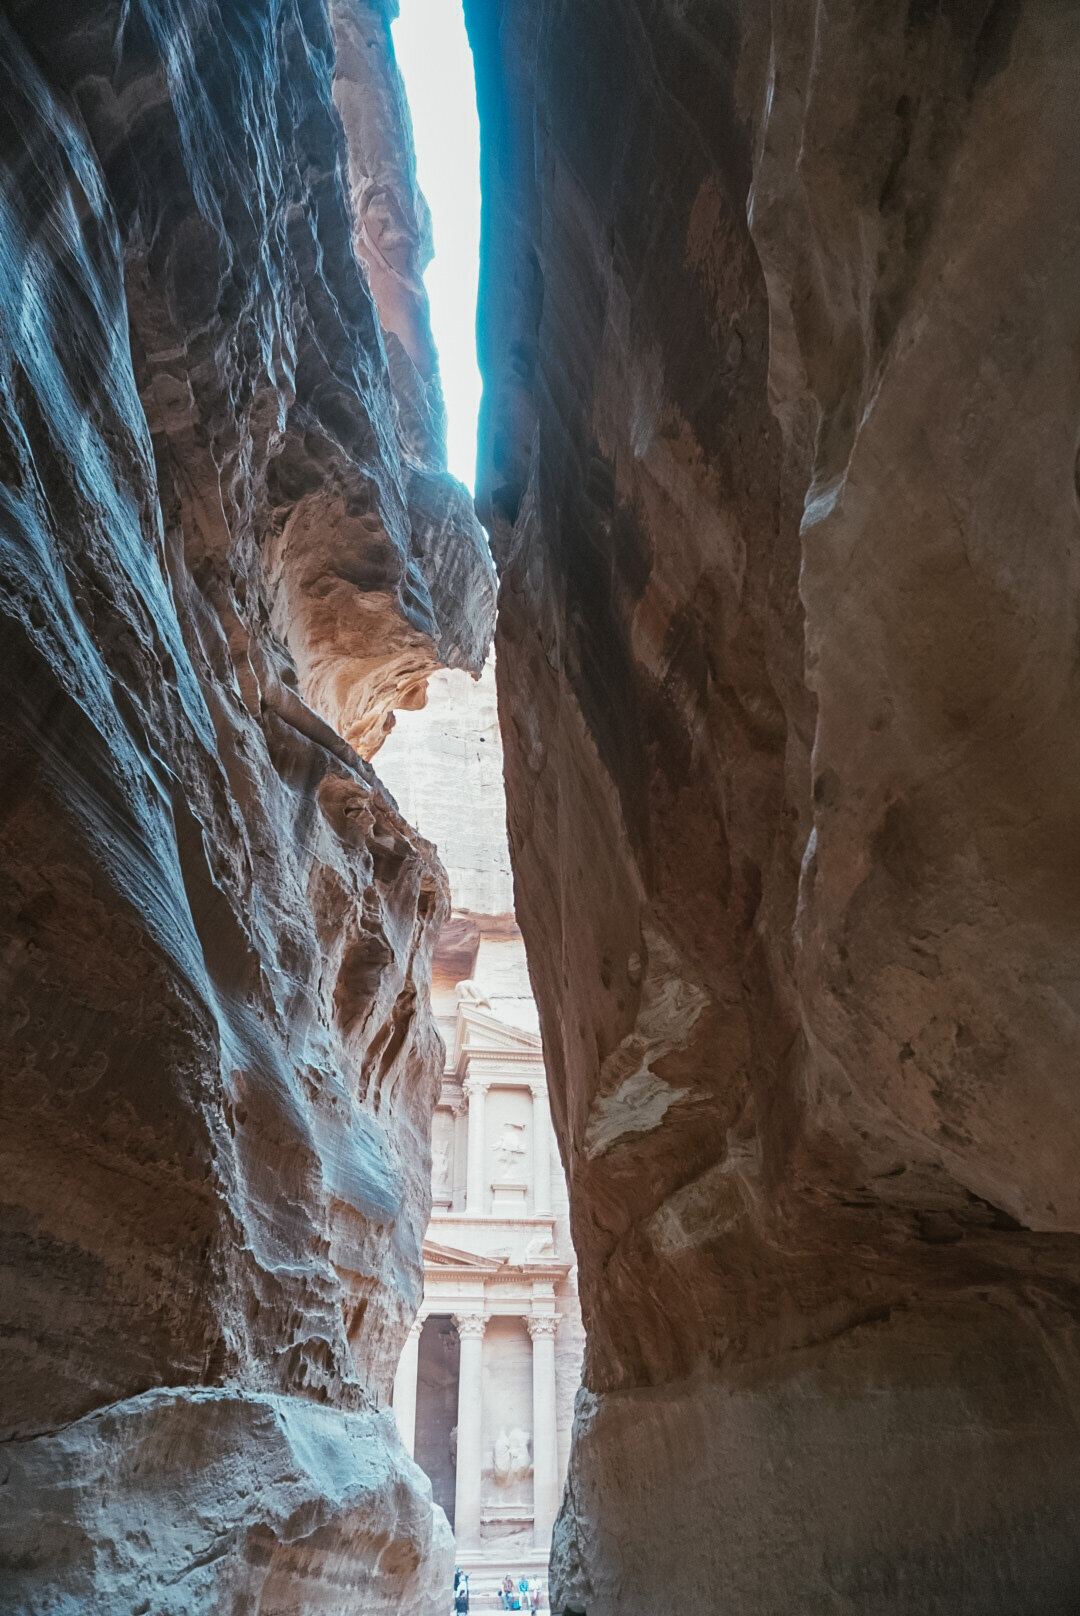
xmin=0 ymin=2 xmax=493 ymax=1610
xmin=465 ymin=0 xmax=1080 ymax=1610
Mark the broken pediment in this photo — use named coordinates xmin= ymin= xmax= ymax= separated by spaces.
xmin=422 ymin=1238 xmax=507 ymax=1272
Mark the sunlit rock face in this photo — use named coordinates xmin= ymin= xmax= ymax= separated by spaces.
xmin=465 ymin=0 xmax=1080 ymax=1610
xmin=0 ymin=2 xmax=493 ymax=1610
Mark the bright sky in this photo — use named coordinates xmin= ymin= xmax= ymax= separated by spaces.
xmin=392 ymin=0 xmax=482 ymax=491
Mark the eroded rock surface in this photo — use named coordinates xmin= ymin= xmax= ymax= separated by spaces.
xmin=0 ymin=3 xmax=493 ymax=1610
xmin=465 ymin=0 xmax=1080 ymax=1609
xmin=4 ymin=1392 xmax=453 ymax=1614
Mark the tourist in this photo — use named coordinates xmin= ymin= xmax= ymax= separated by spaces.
xmin=501 ymin=1572 xmax=515 ymax=1609
xmin=453 ymin=1567 xmax=469 ymax=1613
xmin=529 ymin=1575 xmax=543 ymax=1610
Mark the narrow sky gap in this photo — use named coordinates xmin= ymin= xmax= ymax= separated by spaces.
xmin=392 ymin=0 xmax=483 ymax=491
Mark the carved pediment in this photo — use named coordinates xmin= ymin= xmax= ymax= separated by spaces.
xmin=422 ymin=1237 xmax=507 ymax=1272
xmin=462 ymin=1006 xmax=542 ymax=1049
xmin=451 ymin=1002 xmax=544 ymax=1071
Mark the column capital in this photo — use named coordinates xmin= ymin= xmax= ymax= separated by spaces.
xmin=529 ymin=1079 xmax=548 ymax=1100
xmin=527 ymin=1313 xmax=558 ymax=1339
xmin=406 ymin=1316 xmax=425 ymax=1340
xmin=454 ymin=1312 xmax=488 ymax=1339
xmin=462 ymin=1074 xmax=490 ymax=1099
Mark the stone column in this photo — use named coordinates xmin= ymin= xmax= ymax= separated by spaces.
xmin=453 ymin=1312 xmax=487 ymax=1546
xmin=530 ymin=1080 xmax=552 ymax=1217
xmin=451 ymin=1094 xmax=468 ymax=1212
xmin=528 ymin=1314 xmax=560 ymax=1548
xmin=464 ymin=1076 xmax=489 ymax=1214
xmin=392 ymin=1317 xmax=424 ymax=1457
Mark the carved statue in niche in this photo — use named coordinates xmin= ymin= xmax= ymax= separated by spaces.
xmin=493 ymin=1120 xmax=527 ymax=1181
xmin=431 ymin=1137 xmax=451 ymax=1195
xmin=492 ymin=1426 xmax=532 ymax=1485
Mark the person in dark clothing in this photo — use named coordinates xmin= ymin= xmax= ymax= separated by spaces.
xmin=453 ymin=1568 xmax=469 ymax=1613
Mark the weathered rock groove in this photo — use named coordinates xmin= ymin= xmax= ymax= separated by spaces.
xmin=464 ymin=0 xmax=1080 ymax=1611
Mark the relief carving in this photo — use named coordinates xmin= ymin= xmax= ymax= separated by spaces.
xmin=493 ymin=1120 xmax=527 ymax=1181
xmin=492 ymin=1426 xmax=532 ymax=1485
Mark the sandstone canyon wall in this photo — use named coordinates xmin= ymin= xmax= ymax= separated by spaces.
xmin=0 ymin=2 xmax=494 ymax=1610
xmin=464 ymin=0 xmax=1080 ymax=1610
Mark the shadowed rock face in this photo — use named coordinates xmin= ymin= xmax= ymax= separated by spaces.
xmin=464 ymin=0 xmax=1080 ymax=1609
xmin=0 ymin=2 xmax=493 ymax=1610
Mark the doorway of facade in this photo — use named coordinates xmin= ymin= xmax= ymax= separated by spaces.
xmin=414 ymin=1314 xmax=461 ymax=1530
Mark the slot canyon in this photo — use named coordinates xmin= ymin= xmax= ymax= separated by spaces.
xmin=1 ymin=1 xmax=1079 ymax=1613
